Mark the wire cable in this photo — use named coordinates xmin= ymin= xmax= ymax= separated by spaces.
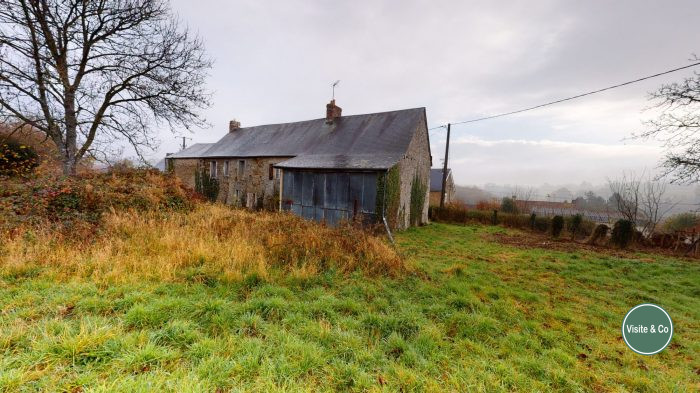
xmin=431 ymin=61 xmax=700 ymax=129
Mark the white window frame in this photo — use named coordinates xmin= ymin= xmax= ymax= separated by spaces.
xmin=223 ymin=161 xmax=229 ymax=177
xmin=209 ymin=161 xmax=217 ymax=178
xmin=238 ymin=160 xmax=245 ymax=177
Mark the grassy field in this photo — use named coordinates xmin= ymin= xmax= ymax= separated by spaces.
xmin=1 ymin=219 xmax=698 ymax=392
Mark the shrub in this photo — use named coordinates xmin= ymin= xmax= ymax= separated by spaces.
xmin=577 ymin=218 xmax=596 ymax=238
xmin=430 ymin=205 xmax=593 ymax=240
xmin=475 ymin=200 xmax=499 ymax=211
xmin=662 ymin=213 xmax=699 ymax=233
xmin=586 ymin=224 xmax=609 ymax=245
xmin=611 ymin=219 xmax=634 ymax=248
xmin=568 ymin=214 xmax=583 ymax=239
xmin=500 ymin=213 xmax=531 ymax=228
xmin=0 ymin=139 xmax=39 ymax=176
xmin=551 ymin=216 xmax=564 ymax=238
xmin=0 ymin=168 xmax=199 ymax=233
xmin=532 ymin=216 xmax=550 ymax=232
xmin=500 ymin=197 xmax=518 ymax=214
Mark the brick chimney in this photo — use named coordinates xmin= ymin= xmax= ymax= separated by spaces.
xmin=325 ymin=100 xmax=342 ymax=124
xmin=229 ymin=119 xmax=241 ymax=133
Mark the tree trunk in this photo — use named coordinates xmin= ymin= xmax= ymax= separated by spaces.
xmin=61 ymin=145 xmax=77 ymax=175
xmin=62 ymin=90 xmax=79 ymax=176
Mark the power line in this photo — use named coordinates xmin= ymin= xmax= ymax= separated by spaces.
xmin=431 ymin=61 xmax=700 ymax=129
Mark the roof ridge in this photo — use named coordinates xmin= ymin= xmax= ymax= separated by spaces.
xmin=233 ymin=107 xmax=425 ymax=130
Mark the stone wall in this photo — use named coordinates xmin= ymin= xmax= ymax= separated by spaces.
xmin=199 ymin=157 xmax=289 ymax=209
xmin=396 ymin=120 xmax=431 ymax=229
xmin=170 ymin=158 xmax=199 ymax=189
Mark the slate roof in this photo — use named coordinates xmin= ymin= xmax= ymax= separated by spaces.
xmin=168 ymin=143 xmax=215 ymax=159
xmin=169 ymin=108 xmax=428 ymax=170
xmin=430 ymin=168 xmax=451 ymax=192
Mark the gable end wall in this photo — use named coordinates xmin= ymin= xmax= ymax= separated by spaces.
xmin=396 ymin=120 xmax=431 ymax=229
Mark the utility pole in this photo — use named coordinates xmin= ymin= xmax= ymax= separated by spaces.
xmin=440 ymin=123 xmax=451 ymax=208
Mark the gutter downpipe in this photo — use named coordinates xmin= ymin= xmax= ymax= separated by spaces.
xmin=381 ymin=170 xmax=395 ymax=245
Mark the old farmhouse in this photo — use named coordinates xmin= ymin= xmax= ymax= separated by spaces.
xmin=429 ymin=168 xmax=456 ymax=206
xmin=166 ymin=100 xmax=432 ymax=230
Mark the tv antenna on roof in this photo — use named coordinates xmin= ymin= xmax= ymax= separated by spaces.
xmin=176 ymin=136 xmax=192 ymax=150
xmin=332 ymin=80 xmax=340 ymax=100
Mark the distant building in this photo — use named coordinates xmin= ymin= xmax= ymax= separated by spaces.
xmin=515 ymin=199 xmax=621 ymax=223
xmin=429 ymin=168 xmax=455 ymax=206
xmin=166 ymin=100 xmax=432 ymax=230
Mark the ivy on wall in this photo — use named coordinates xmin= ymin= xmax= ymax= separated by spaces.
xmin=409 ymin=173 xmax=427 ymax=226
xmin=195 ymin=168 xmax=220 ymax=202
xmin=376 ymin=165 xmax=401 ymax=228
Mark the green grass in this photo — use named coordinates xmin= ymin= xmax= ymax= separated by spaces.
xmin=1 ymin=223 xmax=698 ymax=392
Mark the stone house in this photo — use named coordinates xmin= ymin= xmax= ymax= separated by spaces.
xmin=166 ymin=100 xmax=432 ymax=230
xmin=429 ymin=168 xmax=456 ymax=206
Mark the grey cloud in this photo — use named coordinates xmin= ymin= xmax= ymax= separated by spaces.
xmin=144 ymin=0 xmax=699 ymax=188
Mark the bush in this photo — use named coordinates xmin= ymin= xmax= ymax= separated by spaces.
xmin=611 ymin=219 xmax=634 ymax=248
xmin=551 ymin=216 xmax=564 ymax=238
xmin=586 ymin=224 xmax=609 ymax=245
xmin=429 ymin=205 xmax=595 ymax=240
xmin=568 ymin=214 xmax=583 ymax=239
xmin=663 ymin=213 xmax=699 ymax=233
xmin=475 ymin=200 xmax=499 ymax=211
xmin=500 ymin=213 xmax=531 ymax=228
xmin=429 ymin=205 xmax=493 ymax=225
xmin=1 ymin=168 xmax=199 ymax=234
xmin=0 ymin=139 xmax=39 ymax=176
xmin=500 ymin=197 xmax=518 ymax=214
xmin=532 ymin=216 xmax=550 ymax=232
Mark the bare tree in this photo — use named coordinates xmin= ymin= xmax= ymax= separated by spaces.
xmin=0 ymin=0 xmax=211 ymax=175
xmin=608 ymin=172 xmax=641 ymax=225
xmin=608 ymin=171 xmax=674 ymax=236
xmin=634 ymin=55 xmax=700 ymax=184
xmin=513 ymin=185 xmax=534 ymax=212
xmin=513 ymin=186 xmax=534 ymax=202
xmin=639 ymin=180 xmax=676 ymax=236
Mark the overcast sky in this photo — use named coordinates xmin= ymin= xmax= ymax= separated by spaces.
xmin=151 ymin=0 xmax=700 ymax=189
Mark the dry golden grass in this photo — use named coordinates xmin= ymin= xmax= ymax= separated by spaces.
xmin=0 ymin=204 xmax=407 ymax=283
